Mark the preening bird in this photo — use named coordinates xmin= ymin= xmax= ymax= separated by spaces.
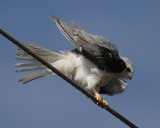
xmin=15 ymin=16 xmax=134 ymax=105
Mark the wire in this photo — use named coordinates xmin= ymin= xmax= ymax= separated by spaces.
xmin=0 ymin=28 xmax=138 ymax=128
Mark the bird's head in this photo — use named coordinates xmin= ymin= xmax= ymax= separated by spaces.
xmin=120 ymin=56 xmax=135 ymax=80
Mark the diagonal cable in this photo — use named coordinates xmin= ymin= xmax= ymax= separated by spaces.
xmin=0 ymin=28 xmax=138 ymax=128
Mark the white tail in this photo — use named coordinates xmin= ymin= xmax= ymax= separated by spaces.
xmin=15 ymin=43 xmax=65 ymax=84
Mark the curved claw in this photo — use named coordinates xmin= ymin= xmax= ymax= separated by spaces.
xmin=93 ymin=91 xmax=109 ymax=106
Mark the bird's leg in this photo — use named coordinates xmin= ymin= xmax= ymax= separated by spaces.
xmin=86 ymin=75 xmax=109 ymax=106
xmin=92 ymin=89 xmax=109 ymax=106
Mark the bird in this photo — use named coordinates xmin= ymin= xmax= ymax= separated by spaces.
xmin=15 ymin=16 xmax=134 ymax=105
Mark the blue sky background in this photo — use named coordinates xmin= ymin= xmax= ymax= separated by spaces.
xmin=1 ymin=0 xmax=160 ymax=127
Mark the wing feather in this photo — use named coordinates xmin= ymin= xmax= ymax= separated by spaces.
xmin=51 ymin=16 xmax=126 ymax=72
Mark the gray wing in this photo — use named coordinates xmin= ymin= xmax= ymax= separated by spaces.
xmin=51 ymin=16 xmax=126 ymax=73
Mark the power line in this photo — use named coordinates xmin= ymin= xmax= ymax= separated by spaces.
xmin=0 ymin=28 xmax=138 ymax=128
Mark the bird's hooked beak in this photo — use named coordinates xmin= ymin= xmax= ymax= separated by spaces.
xmin=128 ymin=72 xmax=133 ymax=80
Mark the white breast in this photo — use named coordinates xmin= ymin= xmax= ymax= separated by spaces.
xmin=71 ymin=53 xmax=113 ymax=89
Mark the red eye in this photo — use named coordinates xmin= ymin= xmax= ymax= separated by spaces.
xmin=126 ymin=67 xmax=131 ymax=72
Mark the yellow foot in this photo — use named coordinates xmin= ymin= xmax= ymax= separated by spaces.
xmin=94 ymin=92 xmax=109 ymax=106
xmin=100 ymin=98 xmax=109 ymax=106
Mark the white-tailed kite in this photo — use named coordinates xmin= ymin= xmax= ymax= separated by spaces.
xmin=15 ymin=16 xmax=134 ymax=105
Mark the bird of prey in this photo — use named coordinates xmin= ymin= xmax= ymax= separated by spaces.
xmin=15 ymin=16 xmax=134 ymax=105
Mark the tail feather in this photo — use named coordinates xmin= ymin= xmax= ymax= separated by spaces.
xmin=16 ymin=43 xmax=65 ymax=83
xmin=19 ymin=71 xmax=52 ymax=84
xmin=16 ymin=43 xmax=65 ymax=62
xmin=16 ymin=66 xmax=46 ymax=72
xmin=16 ymin=56 xmax=34 ymax=60
xmin=15 ymin=62 xmax=40 ymax=67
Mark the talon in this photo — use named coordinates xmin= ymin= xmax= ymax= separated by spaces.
xmin=96 ymin=97 xmax=102 ymax=105
xmin=93 ymin=91 xmax=109 ymax=106
xmin=101 ymin=98 xmax=109 ymax=106
xmin=96 ymin=97 xmax=109 ymax=106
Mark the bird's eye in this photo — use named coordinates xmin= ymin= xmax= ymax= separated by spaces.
xmin=126 ymin=67 xmax=131 ymax=72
